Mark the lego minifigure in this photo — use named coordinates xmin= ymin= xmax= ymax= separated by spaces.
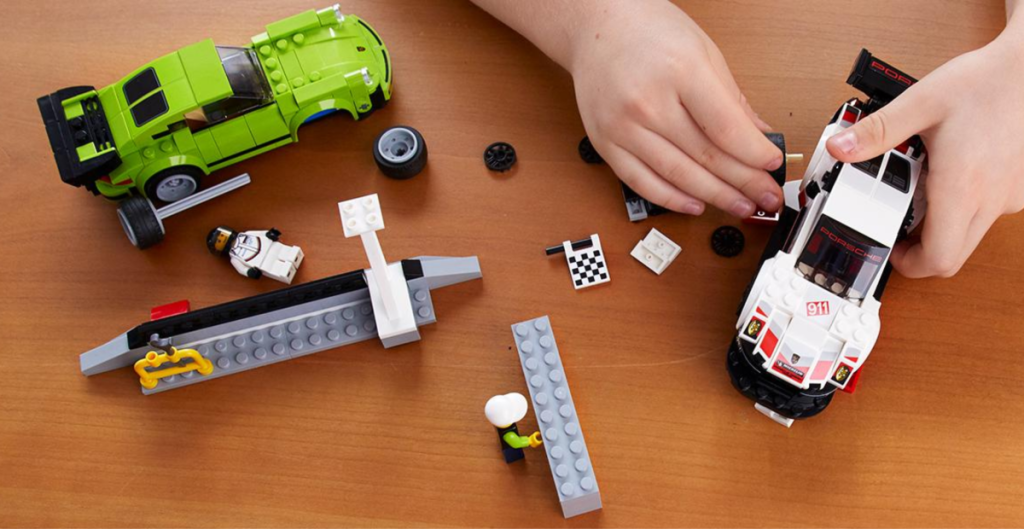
xmin=485 ymin=392 xmax=542 ymax=463
xmin=207 ymin=226 xmax=304 ymax=284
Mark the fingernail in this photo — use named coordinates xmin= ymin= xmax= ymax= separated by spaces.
xmin=764 ymin=156 xmax=783 ymax=171
xmin=683 ymin=202 xmax=704 ymax=215
xmin=731 ymin=199 xmax=755 ymax=218
xmin=831 ymin=130 xmax=858 ymax=154
xmin=761 ymin=192 xmax=781 ymax=211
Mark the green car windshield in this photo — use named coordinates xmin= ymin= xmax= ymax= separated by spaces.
xmin=186 ymin=46 xmax=272 ymax=128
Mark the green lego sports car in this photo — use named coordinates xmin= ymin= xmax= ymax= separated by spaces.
xmin=38 ymin=5 xmax=391 ymax=203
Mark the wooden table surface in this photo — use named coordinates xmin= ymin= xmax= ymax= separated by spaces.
xmin=2 ymin=0 xmax=1022 ymax=526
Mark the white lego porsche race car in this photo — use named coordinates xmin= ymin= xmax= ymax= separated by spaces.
xmin=728 ymin=50 xmax=927 ymax=424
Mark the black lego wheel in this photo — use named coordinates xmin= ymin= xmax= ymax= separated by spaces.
xmin=484 ymin=142 xmax=517 ymax=172
xmin=764 ymin=132 xmax=787 ymax=186
xmin=117 ymin=195 xmax=165 ymax=250
xmin=578 ymin=136 xmax=604 ymax=164
xmin=711 ymin=226 xmax=745 ymax=257
xmin=374 ymin=126 xmax=428 ymax=180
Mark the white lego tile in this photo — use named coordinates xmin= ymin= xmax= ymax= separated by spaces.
xmin=630 ymin=228 xmax=681 ymax=275
xmin=755 ymin=403 xmax=794 ymax=428
xmin=339 ymin=194 xmax=385 ymax=238
xmin=564 ymin=234 xmax=610 ymax=290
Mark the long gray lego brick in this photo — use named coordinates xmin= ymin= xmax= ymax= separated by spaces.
xmin=140 ymin=278 xmax=437 ymax=394
xmin=511 ymin=316 xmax=602 ymax=518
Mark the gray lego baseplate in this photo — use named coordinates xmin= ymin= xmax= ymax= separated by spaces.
xmin=511 ymin=315 xmax=601 ymax=518
xmin=79 ymin=256 xmax=480 ymax=394
xmin=140 ymin=278 xmax=436 ymax=394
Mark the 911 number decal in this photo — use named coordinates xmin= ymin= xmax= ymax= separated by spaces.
xmin=806 ymin=301 xmax=830 ymax=317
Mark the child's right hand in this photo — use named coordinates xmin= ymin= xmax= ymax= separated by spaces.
xmin=567 ymin=1 xmax=784 ymax=217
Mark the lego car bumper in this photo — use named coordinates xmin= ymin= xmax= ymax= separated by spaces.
xmin=37 ymin=86 xmax=121 ymax=193
xmin=726 ymin=337 xmax=836 ymax=420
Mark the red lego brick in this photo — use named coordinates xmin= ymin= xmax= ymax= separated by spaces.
xmin=150 ymin=300 xmax=190 ymax=321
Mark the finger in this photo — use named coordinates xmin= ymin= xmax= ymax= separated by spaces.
xmin=703 ymin=44 xmax=773 ymax=132
xmin=895 ymin=207 xmax=995 ymax=278
xmin=625 ymin=127 xmax=758 ymax=218
xmin=826 ymin=81 xmax=944 ymax=163
xmin=679 ymin=68 xmax=784 ymax=172
xmin=741 ymin=94 xmax=774 ymax=133
xmin=652 ymin=105 xmax=782 ymax=211
xmin=598 ymin=140 xmax=705 ymax=215
xmin=890 ymin=196 xmax=975 ymax=278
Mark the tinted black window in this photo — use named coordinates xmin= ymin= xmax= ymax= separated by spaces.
xmin=130 ymin=92 xmax=169 ymax=127
xmin=186 ymin=47 xmax=272 ymax=129
xmin=123 ymin=68 xmax=160 ymax=105
xmin=797 ymin=216 xmax=890 ymax=300
xmin=881 ymin=155 xmax=911 ymax=193
xmin=852 ymin=154 xmax=884 ymax=178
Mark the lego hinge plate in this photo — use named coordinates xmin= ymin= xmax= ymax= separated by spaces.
xmin=630 ymin=228 xmax=680 ymax=275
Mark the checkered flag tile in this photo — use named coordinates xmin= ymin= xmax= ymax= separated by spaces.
xmin=564 ymin=235 xmax=610 ymax=290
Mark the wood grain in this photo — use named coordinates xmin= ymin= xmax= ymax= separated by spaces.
xmin=1 ymin=0 xmax=1021 ymax=526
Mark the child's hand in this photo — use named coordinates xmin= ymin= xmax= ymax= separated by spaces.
xmin=567 ymin=1 xmax=784 ymax=217
xmin=826 ymin=29 xmax=1024 ymax=278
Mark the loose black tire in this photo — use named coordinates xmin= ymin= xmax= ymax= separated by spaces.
xmin=117 ymin=195 xmax=165 ymax=250
xmin=374 ymin=126 xmax=428 ymax=180
xmin=483 ymin=142 xmax=517 ymax=172
xmin=143 ymin=166 xmax=204 ymax=203
xmin=726 ymin=337 xmax=836 ymax=420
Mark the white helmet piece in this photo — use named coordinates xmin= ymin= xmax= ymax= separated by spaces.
xmin=485 ymin=392 xmax=528 ymax=428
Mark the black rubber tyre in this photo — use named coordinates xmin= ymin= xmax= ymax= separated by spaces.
xmin=726 ymin=337 xmax=836 ymax=420
xmin=578 ymin=136 xmax=604 ymax=164
xmin=764 ymin=132 xmax=788 ymax=185
xmin=117 ymin=195 xmax=165 ymax=250
xmin=143 ymin=166 xmax=204 ymax=204
xmin=374 ymin=126 xmax=427 ymax=180
xmin=711 ymin=226 xmax=745 ymax=257
xmin=483 ymin=142 xmax=517 ymax=172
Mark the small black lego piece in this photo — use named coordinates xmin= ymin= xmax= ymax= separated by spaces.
xmin=764 ymin=132 xmax=788 ymax=186
xmin=711 ymin=226 xmax=745 ymax=257
xmin=578 ymin=136 xmax=604 ymax=164
xmin=484 ymin=142 xmax=517 ymax=172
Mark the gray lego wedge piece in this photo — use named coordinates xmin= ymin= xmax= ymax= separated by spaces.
xmin=413 ymin=256 xmax=482 ymax=290
xmin=511 ymin=316 xmax=601 ymax=518
xmin=80 ymin=333 xmax=132 ymax=376
xmin=141 ymin=278 xmax=439 ymax=394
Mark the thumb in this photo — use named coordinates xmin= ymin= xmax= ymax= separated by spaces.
xmin=826 ymin=83 xmax=940 ymax=163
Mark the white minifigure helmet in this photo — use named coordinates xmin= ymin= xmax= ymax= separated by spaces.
xmin=485 ymin=392 xmax=529 ymax=428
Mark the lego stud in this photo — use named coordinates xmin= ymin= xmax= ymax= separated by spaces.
xmin=338 ymin=193 xmax=385 ymax=237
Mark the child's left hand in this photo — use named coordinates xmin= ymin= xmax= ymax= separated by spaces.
xmin=826 ymin=24 xmax=1024 ymax=278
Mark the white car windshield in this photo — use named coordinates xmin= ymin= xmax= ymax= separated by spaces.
xmin=796 ymin=216 xmax=889 ymax=300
